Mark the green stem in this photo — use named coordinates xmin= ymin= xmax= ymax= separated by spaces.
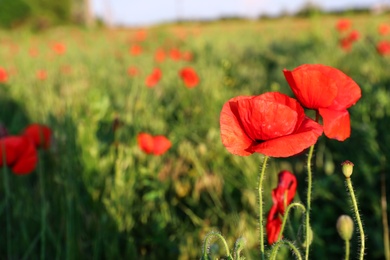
xmin=305 ymin=144 xmax=315 ymax=260
xmin=202 ymin=232 xmax=232 ymax=259
xmin=2 ymin=142 xmax=11 ymax=259
xmin=381 ymin=171 xmax=390 ymax=260
xmin=345 ymin=239 xmax=350 ymax=260
xmin=277 ymin=202 xmax=306 ymax=241
xmin=346 ymin=178 xmax=365 ymax=260
xmin=38 ymin=150 xmax=46 ymax=260
xmin=258 ymin=156 xmax=269 ymax=260
xmin=269 ymin=239 xmax=302 ymax=260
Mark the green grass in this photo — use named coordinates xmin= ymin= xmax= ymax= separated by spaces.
xmin=0 ymin=13 xmax=389 ymax=259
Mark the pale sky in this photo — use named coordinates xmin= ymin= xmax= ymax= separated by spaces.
xmin=92 ymin=0 xmax=384 ymax=27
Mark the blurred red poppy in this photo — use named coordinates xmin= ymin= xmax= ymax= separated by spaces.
xmin=137 ymin=133 xmax=171 ymax=155
xmin=52 ymin=42 xmax=66 ymax=55
xmin=127 ymin=66 xmax=139 ymax=77
xmin=145 ymin=68 xmax=162 ymax=87
xmin=0 ymin=136 xmax=38 ymax=175
xmin=29 ymin=47 xmax=39 ymax=57
xmin=348 ymin=30 xmax=360 ymax=42
xmin=36 ymin=70 xmax=47 ymax=80
xmin=284 ymin=64 xmax=361 ymax=141
xmin=179 ymin=67 xmax=199 ymax=88
xmin=170 ymin=48 xmax=181 ymax=61
xmin=339 ymin=37 xmax=352 ymax=52
xmin=130 ymin=45 xmax=142 ymax=56
xmin=154 ymin=48 xmax=166 ymax=62
xmin=0 ymin=67 xmax=8 ymax=83
xmin=182 ymin=51 xmax=193 ymax=62
xmin=336 ymin=19 xmax=351 ymax=32
xmin=378 ymin=24 xmax=390 ymax=36
xmin=220 ymin=92 xmax=323 ymax=157
xmin=266 ymin=170 xmax=297 ymax=244
xmin=377 ymin=41 xmax=390 ymax=56
xmin=23 ymin=124 xmax=52 ymax=149
xmin=134 ymin=29 xmax=147 ymax=42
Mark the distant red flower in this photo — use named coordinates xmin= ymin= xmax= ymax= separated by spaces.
xmin=134 ymin=29 xmax=147 ymax=42
xmin=284 ymin=64 xmax=361 ymax=141
xmin=36 ymin=70 xmax=47 ymax=80
xmin=154 ymin=48 xmax=166 ymax=62
xmin=378 ymin=24 xmax=390 ymax=36
xmin=377 ymin=41 xmax=390 ymax=56
xmin=29 ymin=47 xmax=39 ymax=57
xmin=137 ymin=133 xmax=171 ymax=155
xmin=127 ymin=66 xmax=139 ymax=77
xmin=336 ymin=19 xmax=351 ymax=32
xmin=348 ymin=30 xmax=360 ymax=42
xmin=130 ymin=45 xmax=142 ymax=56
xmin=145 ymin=68 xmax=162 ymax=87
xmin=266 ymin=170 xmax=297 ymax=244
xmin=23 ymin=124 xmax=52 ymax=149
xmin=220 ymin=92 xmax=323 ymax=157
xmin=0 ymin=136 xmax=38 ymax=175
xmin=339 ymin=37 xmax=353 ymax=52
xmin=0 ymin=67 xmax=8 ymax=83
xmin=170 ymin=48 xmax=181 ymax=61
xmin=179 ymin=67 xmax=199 ymax=88
xmin=182 ymin=51 xmax=193 ymax=61
xmin=52 ymin=43 xmax=66 ymax=55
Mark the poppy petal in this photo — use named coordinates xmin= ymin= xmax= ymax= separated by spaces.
xmin=266 ymin=205 xmax=282 ymax=245
xmin=137 ymin=133 xmax=154 ymax=154
xmin=12 ymin=137 xmax=37 ymax=175
xmin=319 ymin=108 xmax=350 ymax=141
xmin=284 ymin=65 xmax=338 ymax=109
xmin=220 ymin=96 xmax=254 ymax=156
xmin=153 ymin=135 xmax=171 ymax=155
xmin=251 ymin=117 xmax=323 ymax=157
xmin=23 ymin=124 xmax=52 ymax=149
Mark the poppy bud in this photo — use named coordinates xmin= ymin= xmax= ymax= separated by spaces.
xmin=336 ymin=215 xmax=354 ymax=241
xmin=341 ymin=160 xmax=354 ymax=178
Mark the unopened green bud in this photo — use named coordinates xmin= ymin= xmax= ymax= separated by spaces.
xmin=341 ymin=160 xmax=354 ymax=178
xmin=336 ymin=215 xmax=354 ymax=241
xmin=302 ymin=226 xmax=313 ymax=248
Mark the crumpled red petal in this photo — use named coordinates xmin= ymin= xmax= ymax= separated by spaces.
xmin=12 ymin=136 xmax=38 ymax=175
xmin=153 ymin=135 xmax=171 ymax=155
xmin=137 ymin=133 xmax=154 ymax=154
xmin=319 ymin=108 xmax=350 ymax=141
xmin=23 ymin=124 xmax=52 ymax=149
xmin=283 ymin=65 xmax=338 ymax=109
xmin=266 ymin=205 xmax=282 ymax=245
xmin=273 ymin=170 xmax=297 ymax=214
xmin=251 ymin=117 xmax=323 ymax=157
xmin=220 ymin=96 xmax=254 ymax=156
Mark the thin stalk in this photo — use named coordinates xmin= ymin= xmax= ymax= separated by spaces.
xmin=269 ymin=239 xmax=302 ymax=260
xmin=346 ymin=178 xmax=365 ymax=260
xmin=2 ymin=142 xmax=11 ymax=259
xmin=381 ymin=171 xmax=390 ymax=260
xmin=345 ymin=239 xmax=350 ymax=260
xmin=202 ymin=232 xmax=232 ymax=259
xmin=38 ymin=150 xmax=46 ymax=260
xmin=305 ymin=144 xmax=315 ymax=260
xmin=277 ymin=202 xmax=306 ymax=241
xmin=258 ymin=156 xmax=269 ymax=260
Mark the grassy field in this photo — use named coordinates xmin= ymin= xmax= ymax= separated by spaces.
xmin=0 ymin=13 xmax=390 ymax=259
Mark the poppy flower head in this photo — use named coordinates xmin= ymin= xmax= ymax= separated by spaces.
xmin=23 ymin=124 xmax=52 ymax=149
xmin=130 ymin=45 xmax=142 ymax=56
xmin=154 ymin=48 xmax=166 ymax=62
xmin=378 ymin=24 xmax=390 ymax=36
xmin=0 ymin=67 xmax=8 ymax=83
xmin=127 ymin=66 xmax=139 ymax=77
xmin=220 ymin=92 xmax=323 ymax=157
xmin=36 ymin=70 xmax=47 ymax=80
xmin=348 ymin=30 xmax=360 ymax=42
xmin=170 ymin=48 xmax=181 ymax=61
xmin=179 ymin=67 xmax=199 ymax=88
xmin=137 ymin=133 xmax=171 ymax=155
xmin=336 ymin=19 xmax=351 ymax=32
xmin=52 ymin=42 xmax=66 ymax=55
xmin=145 ymin=68 xmax=162 ymax=88
xmin=377 ymin=41 xmax=390 ymax=56
xmin=284 ymin=64 xmax=361 ymax=141
xmin=182 ymin=51 xmax=193 ymax=61
xmin=272 ymin=170 xmax=297 ymax=214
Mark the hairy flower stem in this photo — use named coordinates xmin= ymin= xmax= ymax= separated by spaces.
xmin=305 ymin=145 xmax=315 ymax=260
xmin=2 ymin=142 xmax=11 ymax=259
xmin=202 ymin=232 xmax=231 ymax=259
xmin=277 ymin=202 xmax=306 ymax=241
xmin=258 ymin=156 xmax=269 ymax=260
xmin=346 ymin=177 xmax=365 ymax=260
xmin=38 ymin=150 xmax=46 ymax=260
xmin=345 ymin=239 xmax=350 ymax=260
xmin=269 ymin=239 xmax=302 ymax=260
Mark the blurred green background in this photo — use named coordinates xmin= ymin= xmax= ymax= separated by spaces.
xmin=0 ymin=0 xmax=389 ymax=259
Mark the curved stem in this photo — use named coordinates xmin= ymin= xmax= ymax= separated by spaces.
xmin=346 ymin=178 xmax=365 ymax=260
xmin=345 ymin=239 xmax=350 ymax=260
xmin=258 ymin=156 xmax=269 ymax=260
xmin=202 ymin=232 xmax=231 ymax=259
xmin=269 ymin=239 xmax=302 ymax=260
xmin=277 ymin=202 xmax=306 ymax=241
xmin=305 ymin=144 xmax=315 ymax=260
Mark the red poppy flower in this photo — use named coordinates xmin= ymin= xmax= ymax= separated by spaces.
xmin=137 ymin=133 xmax=171 ymax=155
xmin=377 ymin=41 xmax=390 ymax=56
xmin=339 ymin=37 xmax=353 ymax=52
xmin=134 ymin=29 xmax=147 ymax=42
xmin=378 ymin=24 xmax=390 ymax=36
xmin=23 ymin=124 xmax=52 ymax=149
xmin=182 ymin=51 xmax=193 ymax=62
xmin=29 ymin=47 xmax=39 ymax=57
xmin=130 ymin=45 xmax=142 ymax=56
xmin=336 ymin=19 xmax=351 ymax=32
xmin=52 ymin=43 xmax=66 ymax=55
xmin=154 ymin=48 xmax=166 ymax=63
xmin=36 ymin=70 xmax=47 ymax=80
xmin=179 ymin=67 xmax=199 ymax=88
xmin=347 ymin=30 xmax=360 ymax=42
xmin=127 ymin=66 xmax=139 ymax=77
xmin=170 ymin=48 xmax=181 ymax=61
xmin=0 ymin=67 xmax=8 ymax=83
xmin=220 ymin=92 xmax=322 ymax=157
xmin=284 ymin=64 xmax=361 ymax=141
xmin=266 ymin=204 xmax=282 ymax=245
xmin=145 ymin=68 xmax=162 ymax=88
xmin=0 ymin=136 xmax=38 ymax=175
